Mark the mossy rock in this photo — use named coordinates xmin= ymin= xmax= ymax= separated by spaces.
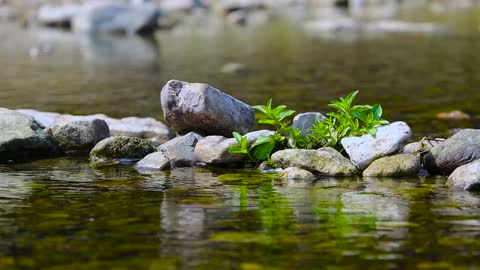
xmin=89 ymin=136 xmax=155 ymax=166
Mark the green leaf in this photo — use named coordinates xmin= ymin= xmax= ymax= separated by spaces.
xmin=232 ymin=132 xmax=243 ymax=144
xmin=345 ymin=90 xmax=359 ymax=107
xmin=266 ymin=98 xmax=272 ymax=109
xmin=240 ymin=136 xmax=248 ymax=149
xmin=229 ymin=145 xmax=247 ymax=154
xmin=351 ymin=111 xmax=367 ymax=123
xmin=368 ymin=128 xmax=377 ymax=135
xmin=252 ymin=105 xmax=268 ymax=115
xmin=253 ymin=140 xmax=275 ymax=160
xmin=251 ymin=136 xmax=274 ymax=148
xmin=258 ymin=119 xmax=277 ymax=125
xmin=352 ymin=105 xmax=373 ymax=112
xmin=278 ymin=109 xmax=296 ymax=121
xmin=371 ymin=104 xmax=382 ymax=120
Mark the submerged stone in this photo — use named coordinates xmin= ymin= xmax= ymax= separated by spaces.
xmin=158 ymin=132 xmax=204 ymax=167
xmin=89 ymin=136 xmax=155 ymax=166
xmin=341 ymin=121 xmax=412 ymax=170
xmin=447 ymin=160 xmax=480 ymax=191
xmin=424 ymin=129 xmax=480 ymax=175
xmin=160 ymin=80 xmax=255 ymax=137
xmin=363 ymin=154 xmax=421 ymax=177
xmin=277 ymin=167 xmax=316 ymax=181
xmin=46 ymin=119 xmax=110 ymax=155
xmin=135 ymin=151 xmax=171 ymax=172
xmin=271 ymin=147 xmax=358 ymax=176
xmin=0 ymin=108 xmax=58 ymax=163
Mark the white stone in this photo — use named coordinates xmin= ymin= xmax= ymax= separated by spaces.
xmin=341 ymin=121 xmax=412 ymax=170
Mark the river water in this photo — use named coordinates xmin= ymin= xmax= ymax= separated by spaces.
xmin=1 ymin=4 xmax=480 ymax=270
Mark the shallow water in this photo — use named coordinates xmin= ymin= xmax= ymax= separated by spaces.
xmin=1 ymin=4 xmax=480 ymax=270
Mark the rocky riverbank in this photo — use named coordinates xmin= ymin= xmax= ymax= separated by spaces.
xmin=1 ymin=79 xmax=480 ymax=191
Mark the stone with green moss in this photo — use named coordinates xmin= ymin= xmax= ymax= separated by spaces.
xmin=363 ymin=154 xmax=421 ymax=177
xmin=89 ymin=136 xmax=155 ymax=166
xmin=277 ymin=167 xmax=316 ymax=180
xmin=271 ymin=147 xmax=358 ymax=176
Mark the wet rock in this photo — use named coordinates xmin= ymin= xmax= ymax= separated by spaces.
xmin=277 ymin=167 xmax=316 ymax=181
xmin=16 ymin=109 xmax=172 ymax=144
xmin=400 ymin=138 xmax=445 ymax=154
xmin=291 ymin=112 xmax=326 ymax=136
xmin=271 ymin=147 xmax=359 ymax=176
xmin=424 ymin=129 xmax=480 ymax=175
xmin=160 ymin=80 xmax=255 ymax=137
xmin=0 ymin=108 xmax=57 ymax=163
xmin=194 ymin=130 xmax=273 ymax=164
xmin=158 ymin=132 xmax=204 ymax=167
xmin=436 ymin=110 xmax=471 ymax=120
xmin=159 ymin=0 xmax=207 ymax=13
xmin=73 ymin=2 xmax=160 ymax=35
xmin=447 ymin=160 xmax=480 ymax=191
xmin=258 ymin=160 xmax=282 ymax=173
xmin=303 ymin=18 xmax=360 ymax=33
xmin=135 ymin=151 xmax=170 ymax=172
xmin=46 ymin=119 xmax=110 ymax=155
xmin=89 ymin=136 xmax=155 ymax=166
xmin=363 ymin=154 xmax=421 ymax=177
xmin=341 ymin=121 xmax=412 ymax=170
xmin=221 ymin=62 xmax=249 ymax=74
xmin=37 ymin=4 xmax=82 ymax=27
xmin=364 ymin=20 xmax=448 ymax=35
xmin=214 ymin=0 xmax=266 ymax=14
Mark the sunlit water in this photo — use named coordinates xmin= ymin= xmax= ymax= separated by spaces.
xmin=1 ymin=4 xmax=480 ymax=269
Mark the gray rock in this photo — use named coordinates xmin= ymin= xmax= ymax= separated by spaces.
xmin=194 ymin=130 xmax=273 ymax=164
xmin=400 ymin=138 xmax=445 ymax=154
xmin=291 ymin=112 xmax=326 ymax=136
xmin=447 ymin=160 xmax=480 ymax=191
xmin=46 ymin=119 xmax=110 ymax=155
xmin=341 ymin=121 xmax=412 ymax=170
xmin=16 ymin=109 xmax=173 ymax=144
xmin=363 ymin=154 xmax=421 ymax=177
xmin=37 ymin=4 xmax=82 ymax=27
xmin=73 ymin=2 xmax=160 ymax=35
xmin=271 ymin=147 xmax=359 ymax=176
xmin=0 ymin=108 xmax=57 ymax=162
xmin=277 ymin=167 xmax=316 ymax=181
xmin=135 ymin=151 xmax=170 ymax=172
xmin=0 ymin=6 xmax=16 ymax=22
xmin=158 ymin=132 xmax=204 ymax=167
xmin=89 ymin=136 xmax=155 ymax=166
xmin=159 ymin=0 xmax=207 ymax=13
xmin=160 ymin=80 xmax=255 ymax=137
xmin=424 ymin=129 xmax=480 ymax=175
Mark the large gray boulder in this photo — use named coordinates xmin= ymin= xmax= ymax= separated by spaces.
xmin=89 ymin=136 xmax=155 ymax=166
xmin=194 ymin=130 xmax=273 ymax=164
xmin=424 ymin=129 xmax=480 ymax=175
xmin=158 ymin=132 xmax=204 ymax=167
xmin=341 ymin=121 xmax=412 ymax=170
xmin=46 ymin=119 xmax=110 ymax=155
xmin=0 ymin=108 xmax=57 ymax=162
xmin=73 ymin=2 xmax=160 ymax=35
xmin=446 ymin=160 xmax=480 ymax=191
xmin=363 ymin=154 xmax=421 ymax=177
xmin=160 ymin=80 xmax=255 ymax=137
xmin=271 ymin=147 xmax=359 ymax=176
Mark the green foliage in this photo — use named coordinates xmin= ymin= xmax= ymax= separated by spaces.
xmin=309 ymin=90 xmax=389 ymax=151
xmin=229 ymin=91 xmax=390 ymax=162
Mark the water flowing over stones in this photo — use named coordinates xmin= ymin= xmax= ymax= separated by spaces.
xmin=46 ymin=119 xmax=110 ymax=155
xmin=0 ymin=108 xmax=58 ymax=163
xmin=89 ymin=136 xmax=155 ymax=167
xmin=341 ymin=121 xmax=412 ymax=170
xmin=363 ymin=154 xmax=421 ymax=177
xmin=160 ymin=80 xmax=255 ymax=137
xmin=194 ymin=130 xmax=273 ymax=164
xmin=446 ymin=160 xmax=480 ymax=191
xmin=424 ymin=129 xmax=480 ymax=175
xmin=271 ymin=147 xmax=359 ymax=176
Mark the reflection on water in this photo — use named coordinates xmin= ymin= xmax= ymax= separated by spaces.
xmin=1 ymin=159 xmax=480 ymax=269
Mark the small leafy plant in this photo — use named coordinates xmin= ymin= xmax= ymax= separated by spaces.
xmin=229 ymin=91 xmax=389 ymax=162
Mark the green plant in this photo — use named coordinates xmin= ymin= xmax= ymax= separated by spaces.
xmin=310 ymin=90 xmax=389 ymax=151
xmin=229 ymin=91 xmax=390 ymax=162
